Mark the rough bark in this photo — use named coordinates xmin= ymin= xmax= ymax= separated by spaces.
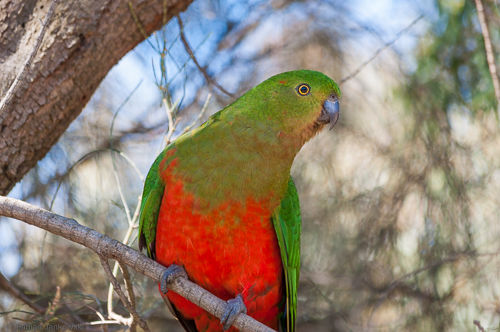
xmin=0 ymin=0 xmax=193 ymax=194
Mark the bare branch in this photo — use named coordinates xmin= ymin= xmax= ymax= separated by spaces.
xmin=181 ymin=93 xmax=212 ymax=135
xmin=474 ymin=0 xmax=500 ymax=117
xmin=340 ymin=15 xmax=423 ymax=85
xmin=164 ymin=97 xmax=180 ymax=145
xmin=85 ymin=306 xmax=109 ymax=332
xmin=0 ymin=196 xmax=275 ymax=332
xmin=473 ymin=320 xmax=486 ymax=332
xmin=0 ymin=0 xmax=58 ymax=115
xmin=177 ymin=15 xmax=235 ymax=98
xmin=44 ymin=286 xmax=61 ymax=317
xmin=0 ymin=272 xmax=45 ymax=315
xmin=127 ymin=2 xmax=156 ymax=50
xmin=118 ymin=262 xmax=136 ymax=310
xmin=99 ymin=256 xmax=148 ymax=331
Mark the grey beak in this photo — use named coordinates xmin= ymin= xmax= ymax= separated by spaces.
xmin=319 ymin=96 xmax=340 ymax=130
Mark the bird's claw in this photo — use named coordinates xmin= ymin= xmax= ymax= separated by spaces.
xmin=160 ymin=264 xmax=187 ymax=294
xmin=220 ymin=294 xmax=247 ymax=330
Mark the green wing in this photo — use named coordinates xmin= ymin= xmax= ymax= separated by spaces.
xmin=272 ymin=177 xmax=301 ymax=332
xmin=138 ymin=149 xmax=167 ymax=259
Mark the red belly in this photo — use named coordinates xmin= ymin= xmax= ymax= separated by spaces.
xmin=155 ymin=164 xmax=283 ymax=331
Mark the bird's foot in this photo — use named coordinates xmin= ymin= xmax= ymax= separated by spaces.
xmin=160 ymin=264 xmax=188 ymax=294
xmin=221 ymin=294 xmax=247 ymax=331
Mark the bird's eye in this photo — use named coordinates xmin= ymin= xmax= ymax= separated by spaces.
xmin=296 ymin=83 xmax=311 ymax=96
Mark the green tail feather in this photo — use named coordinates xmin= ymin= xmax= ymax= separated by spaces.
xmin=272 ymin=177 xmax=301 ymax=332
xmin=138 ymin=149 xmax=166 ymax=259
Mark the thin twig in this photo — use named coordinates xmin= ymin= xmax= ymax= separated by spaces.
xmin=84 ymin=305 xmax=109 ymax=332
xmin=86 ymin=320 xmax=130 ymax=327
xmin=474 ymin=0 xmax=500 ymax=117
xmin=118 ymin=262 xmax=136 ymax=309
xmin=108 ymin=155 xmax=144 ymax=322
xmin=116 ymin=150 xmax=144 ymax=183
xmin=44 ymin=286 xmax=61 ymax=317
xmin=164 ymin=92 xmax=211 ymax=145
xmin=86 ymin=319 xmax=130 ymax=326
xmin=0 ymin=277 xmax=74 ymax=328
xmin=107 ymin=85 xmax=147 ymax=323
xmin=100 ymin=260 xmax=133 ymax=327
xmin=164 ymin=97 xmax=179 ymax=145
xmin=340 ymin=15 xmax=423 ymax=85
xmin=162 ymin=98 xmax=176 ymax=145
xmin=119 ymin=263 xmax=137 ymax=332
xmin=473 ymin=320 xmax=486 ymax=332
xmin=0 ymin=0 xmax=58 ymax=114
xmin=109 ymin=80 xmax=144 ymax=141
xmin=367 ymin=251 xmax=475 ymax=326
xmin=99 ymin=256 xmax=149 ymax=332
xmin=177 ymin=15 xmax=235 ymax=98
xmin=0 ymin=272 xmax=45 ymax=314
xmin=127 ymin=1 xmax=156 ymax=50
xmin=47 ymin=148 xmax=143 ymax=219
xmin=105 ymin=157 xmax=138 ymax=324
xmin=181 ymin=93 xmax=212 ymax=135
xmin=111 ymin=156 xmax=133 ymax=224
xmin=0 ymin=196 xmax=274 ymax=332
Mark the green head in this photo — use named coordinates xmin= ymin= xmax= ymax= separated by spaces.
xmin=164 ymin=70 xmax=341 ymax=210
xmin=231 ymin=70 xmax=341 ymax=145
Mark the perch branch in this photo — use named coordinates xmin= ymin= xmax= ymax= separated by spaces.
xmin=0 ymin=196 xmax=274 ymax=332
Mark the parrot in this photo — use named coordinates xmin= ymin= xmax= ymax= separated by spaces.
xmin=138 ymin=70 xmax=340 ymax=332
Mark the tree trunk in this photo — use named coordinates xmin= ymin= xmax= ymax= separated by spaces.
xmin=0 ymin=0 xmax=192 ymax=194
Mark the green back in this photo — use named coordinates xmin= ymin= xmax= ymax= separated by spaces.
xmin=272 ymin=178 xmax=301 ymax=332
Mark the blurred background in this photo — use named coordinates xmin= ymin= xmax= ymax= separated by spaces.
xmin=2 ymin=0 xmax=500 ymax=330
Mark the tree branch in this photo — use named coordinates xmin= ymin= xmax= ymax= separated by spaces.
xmin=473 ymin=319 xmax=486 ymax=332
xmin=0 ymin=272 xmax=45 ymax=315
xmin=99 ymin=256 xmax=148 ymax=331
xmin=340 ymin=15 xmax=423 ymax=85
xmin=177 ymin=15 xmax=235 ymax=98
xmin=0 ymin=0 xmax=57 ymax=115
xmin=0 ymin=196 xmax=275 ymax=332
xmin=474 ymin=0 xmax=500 ymax=117
xmin=0 ymin=0 xmax=194 ymax=195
